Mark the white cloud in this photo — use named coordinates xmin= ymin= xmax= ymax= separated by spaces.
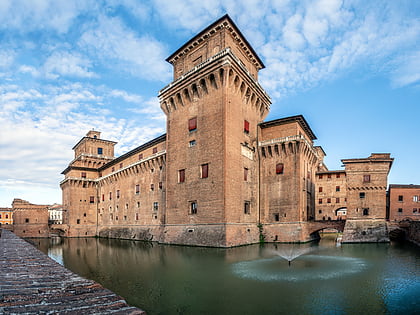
xmin=43 ymin=51 xmax=97 ymax=79
xmin=79 ymin=15 xmax=171 ymax=81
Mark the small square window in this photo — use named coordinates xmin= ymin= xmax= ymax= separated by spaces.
xmin=25 ymin=218 xmax=29 ymax=223
xmin=153 ymin=147 xmax=158 ymax=154
xmin=98 ymin=147 xmax=103 ymax=154
xmin=81 ymin=172 xmax=86 ymax=178
xmin=327 ymin=174 xmax=331 ymax=179
xmin=336 ymin=186 xmax=340 ymax=192
xmin=360 ymin=192 xmax=365 ymax=199
xmin=189 ymin=140 xmax=196 ymax=147
xmin=363 ymin=175 xmax=371 ymax=183
xmin=363 ymin=208 xmax=369 ymax=216
xmin=274 ymin=213 xmax=280 ymax=221
xmin=189 ymin=117 xmax=197 ymax=131
xmin=398 ymin=195 xmax=403 ymax=202
xmin=336 ymin=174 xmax=340 ymax=178
xmin=319 ymin=174 xmax=323 ymax=179
xmin=413 ymin=208 xmax=418 ymax=213
xmin=150 ymin=184 xmax=155 ymax=191
xmin=398 ymin=208 xmax=403 ymax=213
xmin=327 ymin=198 xmax=331 ymax=203
xmin=318 ymin=210 xmax=322 ymax=214
xmin=139 ymin=153 xmax=143 ymax=160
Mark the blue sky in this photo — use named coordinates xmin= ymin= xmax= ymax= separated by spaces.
xmin=0 ymin=0 xmax=419 ymax=207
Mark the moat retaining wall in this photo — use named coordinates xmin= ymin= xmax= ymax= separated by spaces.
xmin=0 ymin=229 xmax=145 ymax=314
xmin=406 ymin=221 xmax=420 ymax=246
xmin=342 ymin=219 xmax=389 ymax=243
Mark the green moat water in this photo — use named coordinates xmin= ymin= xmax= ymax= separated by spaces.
xmin=33 ymin=235 xmax=419 ymax=315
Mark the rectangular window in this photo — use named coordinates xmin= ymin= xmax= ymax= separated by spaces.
xmin=98 ymin=147 xmax=103 ymax=154
xmin=327 ymin=198 xmax=331 ymax=203
xmin=159 ymin=182 xmax=163 ymax=190
xmin=89 ymin=196 xmax=94 ymax=204
xmin=327 ymin=174 xmax=331 ymax=179
xmin=120 ymin=163 xmax=123 ymax=169
xmin=139 ymin=153 xmax=143 ymax=160
xmin=190 ymin=201 xmax=198 ymax=214
xmin=189 ymin=140 xmax=196 ymax=147
xmin=319 ymin=174 xmax=323 ymax=179
xmin=363 ymin=175 xmax=371 ymax=183
xmin=81 ymin=172 xmax=86 ymax=178
xmin=116 ymin=190 xmax=120 ymax=198
xmin=112 ymin=167 xmax=115 ymax=172
xmin=244 ymin=201 xmax=251 ymax=214
xmin=76 ymin=219 xmax=80 ymax=224
xmin=244 ymin=120 xmax=250 ymax=134
xmin=319 ymin=187 xmax=323 ymax=193
xmin=178 ymin=169 xmax=185 ymax=183
xmin=413 ymin=195 xmax=418 ymax=202
xmin=244 ymin=167 xmax=248 ymax=181
xmin=360 ymin=192 xmax=365 ymax=199
xmin=318 ymin=210 xmax=322 ymax=214
xmin=150 ymin=184 xmax=154 ymax=191
xmin=336 ymin=186 xmax=340 ymax=192
xmin=102 ymin=194 xmax=105 ymax=201
xmin=336 ymin=198 xmax=340 ymax=203
xmin=135 ymin=184 xmax=140 ymax=194
xmin=153 ymin=147 xmax=158 ymax=154
xmin=413 ymin=208 xmax=418 ymax=213
xmin=318 ymin=198 xmax=322 ymax=204
xmin=363 ymin=208 xmax=369 ymax=216
xmin=398 ymin=208 xmax=403 ymax=213
xmin=274 ymin=213 xmax=280 ymax=221
xmin=153 ymin=202 xmax=159 ymax=212
xmin=135 ymin=213 xmax=139 ymax=220
xmin=398 ymin=195 xmax=403 ymax=202
xmin=201 ymin=164 xmax=209 ymax=179
xmin=188 ymin=117 xmax=197 ymax=131
xmin=336 ymin=174 xmax=340 ymax=178
xmin=109 ymin=192 xmax=112 ymax=200
xmin=25 ymin=218 xmax=29 ymax=223
xmin=276 ymin=163 xmax=284 ymax=174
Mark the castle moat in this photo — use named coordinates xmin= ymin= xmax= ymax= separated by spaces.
xmin=33 ymin=235 xmax=419 ymax=315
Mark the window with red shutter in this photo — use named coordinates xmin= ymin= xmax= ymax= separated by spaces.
xmin=179 ymin=169 xmax=185 ymax=183
xmin=189 ymin=117 xmax=197 ymax=131
xmin=319 ymin=187 xmax=323 ymax=193
xmin=276 ymin=163 xmax=284 ymax=174
xmin=244 ymin=120 xmax=250 ymax=134
xmin=89 ymin=196 xmax=94 ymax=204
xmin=201 ymin=164 xmax=208 ymax=179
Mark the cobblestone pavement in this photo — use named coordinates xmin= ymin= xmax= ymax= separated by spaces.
xmin=0 ymin=229 xmax=145 ymax=314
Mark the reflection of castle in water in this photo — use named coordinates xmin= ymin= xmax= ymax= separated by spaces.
xmin=60 ymin=15 xmax=393 ymax=247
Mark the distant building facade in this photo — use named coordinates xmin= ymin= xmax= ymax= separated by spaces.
xmin=0 ymin=207 xmax=13 ymax=225
xmin=60 ymin=15 xmax=394 ymax=246
xmin=48 ymin=204 xmax=64 ymax=224
xmin=388 ymin=185 xmax=420 ymax=221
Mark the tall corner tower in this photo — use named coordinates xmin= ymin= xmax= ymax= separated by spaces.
xmin=61 ymin=130 xmax=116 ymax=237
xmin=158 ymin=14 xmax=271 ymax=247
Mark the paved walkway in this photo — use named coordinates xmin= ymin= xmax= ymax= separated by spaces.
xmin=0 ymin=229 xmax=145 ymax=314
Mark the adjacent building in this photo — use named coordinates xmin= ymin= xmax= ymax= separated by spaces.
xmin=0 ymin=207 xmax=13 ymax=225
xmin=12 ymin=198 xmax=49 ymax=238
xmin=388 ymin=185 xmax=420 ymax=221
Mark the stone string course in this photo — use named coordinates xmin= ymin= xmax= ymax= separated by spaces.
xmin=0 ymin=229 xmax=145 ymax=314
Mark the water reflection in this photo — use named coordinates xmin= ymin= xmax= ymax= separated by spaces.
xmin=33 ymin=236 xmax=420 ymax=315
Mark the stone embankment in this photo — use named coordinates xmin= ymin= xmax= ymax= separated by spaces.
xmin=0 ymin=229 xmax=145 ymax=314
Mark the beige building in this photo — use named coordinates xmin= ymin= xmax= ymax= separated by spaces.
xmin=0 ymin=207 xmax=13 ymax=225
xmin=61 ymin=15 xmax=394 ymax=246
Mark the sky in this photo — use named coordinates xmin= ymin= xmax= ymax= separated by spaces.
xmin=0 ymin=0 xmax=419 ymax=207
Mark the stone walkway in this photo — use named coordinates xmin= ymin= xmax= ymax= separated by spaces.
xmin=0 ymin=229 xmax=145 ymax=314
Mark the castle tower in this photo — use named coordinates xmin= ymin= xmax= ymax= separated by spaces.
xmin=159 ymin=15 xmax=271 ymax=247
xmin=341 ymin=153 xmax=393 ymax=242
xmin=61 ymin=130 xmax=116 ymax=237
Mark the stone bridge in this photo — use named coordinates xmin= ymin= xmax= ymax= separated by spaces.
xmin=307 ymin=220 xmax=346 ymax=236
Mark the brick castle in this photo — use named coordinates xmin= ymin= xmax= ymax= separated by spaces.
xmin=59 ymin=15 xmax=394 ymax=247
